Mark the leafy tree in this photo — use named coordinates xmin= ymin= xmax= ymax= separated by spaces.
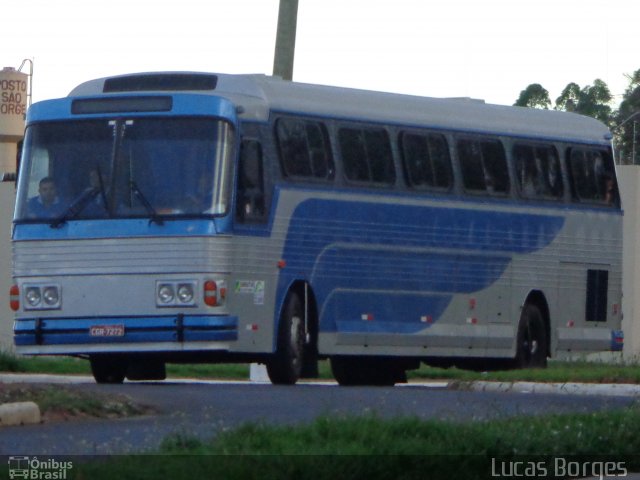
xmin=613 ymin=68 xmax=640 ymax=164
xmin=555 ymin=79 xmax=613 ymax=124
xmin=514 ymin=84 xmax=551 ymax=109
xmin=514 ymin=72 xmax=640 ymax=164
xmin=555 ymin=82 xmax=581 ymax=113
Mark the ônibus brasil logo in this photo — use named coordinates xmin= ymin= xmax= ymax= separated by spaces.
xmin=8 ymin=456 xmax=73 ymax=479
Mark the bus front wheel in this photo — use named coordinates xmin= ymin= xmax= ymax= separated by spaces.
xmin=90 ymin=355 xmax=127 ymax=384
xmin=267 ymin=292 xmax=305 ymax=385
xmin=514 ymin=304 xmax=548 ymax=369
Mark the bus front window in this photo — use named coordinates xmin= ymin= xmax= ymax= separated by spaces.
xmin=15 ymin=118 xmax=235 ymax=222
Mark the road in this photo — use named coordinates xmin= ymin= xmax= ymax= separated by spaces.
xmin=0 ymin=378 xmax=637 ymax=456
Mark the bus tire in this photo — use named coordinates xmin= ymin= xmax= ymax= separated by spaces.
xmin=330 ymin=356 xmax=401 ymax=386
xmin=90 ymin=355 xmax=127 ymax=384
xmin=514 ymin=304 xmax=548 ymax=369
xmin=267 ymin=292 xmax=305 ymax=385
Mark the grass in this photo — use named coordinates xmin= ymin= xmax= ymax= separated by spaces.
xmin=157 ymin=408 xmax=640 ymax=457
xmin=188 ymin=358 xmax=640 ymax=384
xmin=409 ymin=360 xmax=640 ymax=384
xmin=0 ymin=351 xmax=251 ymax=379
xmin=3 ymin=350 xmax=640 ymax=384
xmin=63 ymin=406 xmax=640 ymax=479
xmin=166 ymin=363 xmax=250 ymax=379
xmin=0 ymin=384 xmax=154 ymax=419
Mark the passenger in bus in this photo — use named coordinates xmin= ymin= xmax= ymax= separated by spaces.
xmin=520 ymin=167 xmax=539 ymax=197
xmin=545 ymin=156 xmax=563 ymax=197
xmin=601 ymin=173 xmax=616 ymax=205
xmin=483 ymin=166 xmax=497 ymax=193
xmin=27 ymin=176 xmax=64 ymax=218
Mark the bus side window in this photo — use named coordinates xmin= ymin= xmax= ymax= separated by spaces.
xmin=400 ymin=131 xmax=453 ymax=191
xmin=237 ymin=139 xmax=266 ymax=222
xmin=339 ymin=126 xmax=395 ymax=185
xmin=458 ymin=138 xmax=509 ymax=195
xmin=569 ymin=147 xmax=617 ymax=206
xmin=275 ymin=117 xmax=334 ymax=180
xmin=514 ymin=143 xmax=563 ymax=200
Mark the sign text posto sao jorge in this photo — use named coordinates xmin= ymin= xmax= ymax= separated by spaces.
xmin=1 ymin=78 xmax=27 ymax=115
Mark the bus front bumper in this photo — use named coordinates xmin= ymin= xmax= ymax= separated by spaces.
xmin=13 ymin=315 xmax=238 ymax=355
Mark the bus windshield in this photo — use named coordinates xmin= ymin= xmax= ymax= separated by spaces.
xmin=15 ymin=117 xmax=235 ymax=223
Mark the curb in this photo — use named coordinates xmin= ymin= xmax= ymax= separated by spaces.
xmin=2 ymin=373 xmax=640 ymax=397
xmin=0 ymin=401 xmax=41 ymax=426
xmin=454 ymin=381 xmax=640 ymax=397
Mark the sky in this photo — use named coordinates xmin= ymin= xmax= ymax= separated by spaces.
xmin=2 ymin=0 xmax=639 ymax=108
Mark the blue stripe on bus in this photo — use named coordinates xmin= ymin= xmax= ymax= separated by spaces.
xmin=14 ymin=331 xmax=238 ymax=346
xmin=12 ymin=218 xmax=221 ymax=240
xmin=13 ymin=315 xmax=238 ymax=346
xmin=276 ymin=198 xmax=565 ymax=334
xmin=12 ymin=184 xmax=619 ymax=241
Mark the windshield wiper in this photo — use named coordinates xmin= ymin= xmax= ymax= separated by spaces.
xmin=94 ymin=165 xmax=110 ymax=217
xmin=50 ymin=188 xmax=100 ymax=229
xmin=130 ymin=181 xmax=164 ymax=226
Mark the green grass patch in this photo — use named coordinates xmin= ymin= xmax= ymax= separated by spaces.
xmin=0 ymin=384 xmax=153 ymax=418
xmin=4 ymin=350 xmax=640 ymax=384
xmin=0 ymin=351 xmax=91 ymax=375
xmin=69 ymin=407 xmax=640 ymax=479
xmin=0 ymin=351 xmax=250 ymax=379
xmin=409 ymin=360 xmax=640 ymax=384
xmin=165 ymin=363 xmax=249 ymax=379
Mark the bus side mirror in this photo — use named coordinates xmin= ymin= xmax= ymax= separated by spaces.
xmin=1 ymin=172 xmax=16 ymax=182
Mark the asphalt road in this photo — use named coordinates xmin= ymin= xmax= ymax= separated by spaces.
xmin=0 ymin=379 xmax=637 ymax=456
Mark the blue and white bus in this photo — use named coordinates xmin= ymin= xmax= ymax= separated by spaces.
xmin=10 ymin=72 xmax=623 ymax=385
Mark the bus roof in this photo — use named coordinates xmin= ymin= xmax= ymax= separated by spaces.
xmin=69 ymin=72 xmax=612 ymax=145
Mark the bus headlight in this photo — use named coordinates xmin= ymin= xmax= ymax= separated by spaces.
xmin=177 ymin=283 xmax=194 ymax=304
xmin=156 ymin=280 xmax=197 ymax=307
xmin=23 ymin=284 xmax=61 ymax=310
xmin=25 ymin=287 xmax=41 ymax=307
xmin=157 ymin=284 xmax=175 ymax=304
xmin=43 ymin=286 xmax=60 ymax=306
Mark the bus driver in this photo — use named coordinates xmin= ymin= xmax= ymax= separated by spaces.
xmin=27 ymin=177 xmax=63 ymax=218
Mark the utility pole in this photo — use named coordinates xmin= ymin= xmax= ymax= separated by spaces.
xmin=634 ymin=121 xmax=637 ymax=165
xmin=273 ymin=0 xmax=299 ymax=81
xmin=612 ymin=111 xmax=640 ymax=164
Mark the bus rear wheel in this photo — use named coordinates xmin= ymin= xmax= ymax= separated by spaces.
xmin=330 ymin=356 xmax=405 ymax=386
xmin=267 ymin=292 xmax=305 ymax=385
xmin=90 ymin=355 xmax=127 ymax=384
xmin=514 ymin=304 xmax=548 ymax=369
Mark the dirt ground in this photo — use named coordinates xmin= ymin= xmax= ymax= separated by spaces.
xmin=0 ymin=383 xmax=157 ymax=423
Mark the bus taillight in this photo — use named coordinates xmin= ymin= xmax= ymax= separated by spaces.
xmin=204 ymin=280 xmax=218 ymax=307
xmin=9 ymin=285 xmax=19 ymax=311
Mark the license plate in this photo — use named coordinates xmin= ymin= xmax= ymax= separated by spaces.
xmin=90 ymin=324 xmax=125 ymax=337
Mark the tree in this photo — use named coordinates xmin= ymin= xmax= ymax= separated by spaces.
xmin=555 ymin=80 xmax=613 ymax=124
xmin=555 ymin=83 xmax=581 ymax=113
xmin=514 ymin=84 xmax=551 ymax=109
xmin=613 ymin=69 xmax=640 ymax=164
